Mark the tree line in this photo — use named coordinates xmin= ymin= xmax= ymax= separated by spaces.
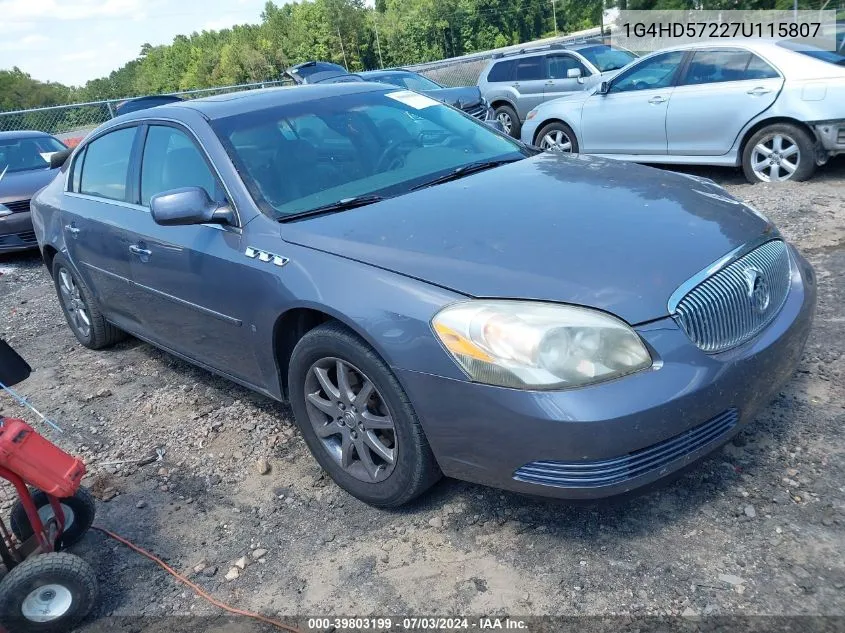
xmin=0 ymin=0 xmax=829 ymax=114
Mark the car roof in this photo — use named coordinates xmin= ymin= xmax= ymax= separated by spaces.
xmin=113 ymin=83 xmax=391 ymax=122
xmin=0 ymin=130 xmax=55 ymax=141
xmin=359 ymin=69 xmax=415 ymax=77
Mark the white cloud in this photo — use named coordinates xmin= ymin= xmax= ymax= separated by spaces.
xmin=59 ymin=50 xmax=99 ymax=62
xmin=0 ymin=0 xmax=144 ymax=22
xmin=0 ymin=34 xmax=50 ymax=52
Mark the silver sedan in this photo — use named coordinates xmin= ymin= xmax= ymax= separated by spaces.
xmin=520 ymin=40 xmax=845 ymax=182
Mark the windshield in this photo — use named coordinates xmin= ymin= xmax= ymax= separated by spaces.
xmin=212 ymin=89 xmax=526 ymax=218
xmin=577 ymin=44 xmax=637 ymax=72
xmin=369 ymin=72 xmax=443 ymax=92
xmin=0 ymin=136 xmax=66 ymax=174
xmin=778 ymin=40 xmax=845 ymax=66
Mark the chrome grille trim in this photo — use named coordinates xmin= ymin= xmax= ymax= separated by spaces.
xmin=2 ymin=199 xmax=31 ymax=214
xmin=673 ymin=239 xmax=791 ymax=353
xmin=463 ymin=102 xmax=488 ymax=120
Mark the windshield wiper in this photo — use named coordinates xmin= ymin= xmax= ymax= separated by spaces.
xmin=279 ymin=194 xmax=386 ymax=222
xmin=409 ymin=158 xmax=522 ymax=192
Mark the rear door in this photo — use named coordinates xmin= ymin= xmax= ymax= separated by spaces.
xmin=580 ymin=50 xmax=686 ymax=155
xmin=667 ymin=49 xmax=783 ymax=156
xmin=543 ymin=53 xmax=591 ymax=101
xmin=124 ymin=123 xmax=262 ymax=382
xmin=63 ymin=125 xmax=145 ymax=324
xmin=513 ymin=54 xmax=548 ymax=120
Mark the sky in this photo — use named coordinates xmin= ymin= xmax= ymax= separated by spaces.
xmin=0 ymin=0 xmax=274 ymax=87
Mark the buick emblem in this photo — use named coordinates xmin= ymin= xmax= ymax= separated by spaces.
xmin=744 ymin=267 xmax=770 ymax=313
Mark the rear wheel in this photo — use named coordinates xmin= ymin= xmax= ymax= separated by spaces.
xmin=0 ymin=553 xmax=98 ymax=633
xmin=10 ymin=488 xmax=96 ymax=550
xmin=288 ymin=322 xmax=441 ymax=507
xmin=536 ymin=122 xmax=579 ymax=153
xmin=493 ymin=104 xmax=521 ymax=138
xmin=51 ymin=253 xmax=124 ymax=349
xmin=742 ymin=123 xmax=816 ymax=183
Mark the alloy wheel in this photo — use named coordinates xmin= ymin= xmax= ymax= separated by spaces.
xmin=496 ymin=112 xmax=512 ymax=135
xmin=540 ymin=129 xmax=573 ymax=152
xmin=58 ymin=268 xmax=91 ymax=339
xmin=304 ymin=358 xmax=397 ymax=483
xmin=750 ymin=133 xmax=800 ymax=182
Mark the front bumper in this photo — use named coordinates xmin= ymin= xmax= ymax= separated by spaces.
xmin=520 ymin=116 xmax=542 ymax=146
xmin=0 ymin=211 xmax=37 ymax=253
xmin=398 ymin=246 xmax=816 ymax=500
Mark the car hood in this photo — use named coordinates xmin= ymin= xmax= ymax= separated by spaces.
xmin=280 ymin=153 xmax=774 ymax=325
xmin=0 ymin=167 xmax=59 ymax=203
xmin=422 ymin=86 xmax=484 ymax=109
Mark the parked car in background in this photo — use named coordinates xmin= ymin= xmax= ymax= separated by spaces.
xmin=360 ymin=69 xmax=492 ymax=121
xmin=284 ymin=61 xmax=350 ymax=85
xmin=0 ymin=131 xmax=66 ymax=253
xmin=114 ymin=95 xmax=183 ymax=116
xmin=521 ymin=40 xmax=845 ymax=183
xmin=478 ymin=41 xmax=637 ymax=137
xmin=32 ymin=84 xmax=814 ymax=508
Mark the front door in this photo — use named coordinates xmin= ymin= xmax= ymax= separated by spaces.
xmin=125 ymin=123 xmax=261 ymax=383
xmin=580 ymin=50 xmax=686 ymax=155
xmin=667 ymin=49 xmax=783 ymax=156
xmin=543 ymin=53 xmax=590 ymax=101
xmin=512 ymin=54 xmax=549 ymax=120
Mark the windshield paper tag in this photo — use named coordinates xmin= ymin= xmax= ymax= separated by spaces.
xmin=386 ymin=90 xmax=440 ymax=109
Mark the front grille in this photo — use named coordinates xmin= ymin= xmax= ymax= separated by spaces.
xmin=463 ymin=102 xmax=488 ymax=120
xmin=18 ymin=231 xmax=37 ymax=243
xmin=674 ymin=240 xmax=791 ymax=353
xmin=2 ymin=199 xmax=31 ymax=214
xmin=837 ymin=127 xmax=845 ymax=145
xmin=513 ymin=409 xmax=739 ymax=489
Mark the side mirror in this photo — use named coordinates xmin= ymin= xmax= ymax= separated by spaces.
xmin=150 ymin=187 xmax=235 ymax=227
xmin=485 ymin=119 xmax=505 ymax=133
xmin=567 ymin=68 xmax=582 ymax=79
xmin=49 ymin=149 xmax=72 ymax=169
xmin=598 ymin=81 xmax=610 ymax=95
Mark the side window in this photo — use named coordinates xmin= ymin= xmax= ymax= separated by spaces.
xmin=609 ymin=51 xmax=685 ymax=93
xmin=140 ymin=126 xmax=218 ymax=206
xmin=744 ymin=54 xmax=779 ymax=80
xmin=70 ymin=147 xmax=86 ymax=193
xmin=487 ymin=60 xmax=516 ymax=82
xmin=78 ymin=127 xmax=136 ymax=201
xmin=546 ymin=54 xmax=582 ymax=79
xmin=516 ymin=56 xmax=544 ymax=81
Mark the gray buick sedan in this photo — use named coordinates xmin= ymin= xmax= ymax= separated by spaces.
xmin=31 ymin=83 xmax=815 ymax=507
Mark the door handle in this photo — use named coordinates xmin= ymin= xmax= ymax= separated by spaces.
xmin=545 ymin=80 xmax=555 ymax=85
xmin=511 ymin=82 xmax=520 ymax=88
xmin=747 ymin=87 xmax=772 ymax=96
xmin=648 ymin=96 xmax=667 ymax=104
xmin=64 ymin=224 xmax=80 ymax=237
xmin=129 ymin=245 xmax=151 ymax=258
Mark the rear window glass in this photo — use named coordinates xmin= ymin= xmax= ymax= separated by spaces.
xmin=487 ymin=60 xmax=516 ymax=82
xmin=682 ymin=50 xmax=779 ymax=85
xmin=516 ymin=56 xmax=544 ymax=81
xmin=79 ymin=127 xmax=136 ymax=202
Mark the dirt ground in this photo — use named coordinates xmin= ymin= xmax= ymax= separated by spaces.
xmin=1 ymin=158 xmax=844 ymax=631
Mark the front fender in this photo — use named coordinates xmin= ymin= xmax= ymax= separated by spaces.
xmin=30 ymin=173 xmax=68 ymax=270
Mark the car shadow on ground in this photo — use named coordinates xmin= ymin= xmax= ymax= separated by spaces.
xmin=653 ymin=154 xmax=845 ymax=186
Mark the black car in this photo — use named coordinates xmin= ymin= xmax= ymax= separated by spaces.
xmin=359 ymin=69 xmax=492 ymax=121
xmin=0 ymin=131 xmax=66 ymax=253
xmin=285 ymin=61 xmax=351 ymax=85
xmin=114 ymin=95 xmax=184 ymax=116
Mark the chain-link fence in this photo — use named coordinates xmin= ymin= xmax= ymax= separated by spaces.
xmin=408 ymin=26 xmax=604 ymax=87
xmin=0 ymin=80 xmax=290 ymax=147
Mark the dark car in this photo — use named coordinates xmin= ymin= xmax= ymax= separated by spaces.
xmin=285 ymin=61 xmax=350 ymax=85
xmin=360 ymin=69 xmax=492 ymax=121
xmin=114 ymin=95 xmax=184 ymax=116
xmin=0 ymin=131 xmax=66 ymax=253
xmin=32 ymin=84 xmax=815 ymax=508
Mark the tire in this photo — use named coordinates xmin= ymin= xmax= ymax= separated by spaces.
xmin=535 ymin=121 xmax=579 ymax=153
xmin=493 ymin=104 xmax=521 ymax=138
xmin=0 ymin=552 xmax=98 ymax=633
xmin=51 ymin=253 xmax=124 ymax=349
xmin=10 ymin=488 xmax=96 ymax=550
xmin=741 ymin=123 xmax=816 ymax=183
xmin=288 ymin=322 xmax=441 ymax=508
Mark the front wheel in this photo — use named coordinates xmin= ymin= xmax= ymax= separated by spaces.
xmin=536 ymin=122 xmax=579 ymax=153
xmin=288 ymin=322 xmax=441 ymax=507
xmin=493 ymin=104 xmax=521 ymax=138
xmin=0 ymin=553 xmax=98 ymax=633
xmin=742 ymin=123 xmax=816 ymax=183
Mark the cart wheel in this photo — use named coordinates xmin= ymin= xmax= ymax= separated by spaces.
xmin=0 ymin=552 xmax=97 ymax=633
xmin=10 ymin=488 xmax=96 ymax=550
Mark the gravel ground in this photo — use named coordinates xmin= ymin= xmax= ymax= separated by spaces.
xmin=0 ymin=158 xmax=843 ymax=630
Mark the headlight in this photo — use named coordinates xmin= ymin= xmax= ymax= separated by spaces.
xmin=526 ymin=110 xmax=537 ymax=121
xmin=432 ymin=300 xmax=652 ymax=390
xmin=0 ymin=203 xmax=11 ymax=217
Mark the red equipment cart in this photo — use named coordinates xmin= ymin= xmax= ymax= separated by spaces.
xmin=0 ymin=339 xmax=98 ymax=633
